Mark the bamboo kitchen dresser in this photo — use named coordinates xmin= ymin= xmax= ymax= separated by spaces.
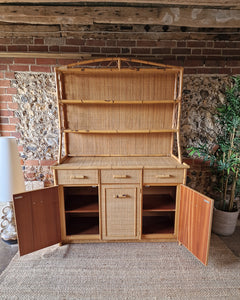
xmin=13 ymin=58 xmax=213 ymax=265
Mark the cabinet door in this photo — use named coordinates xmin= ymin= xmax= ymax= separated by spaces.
xmin=13 ymin=186 xmax=61 ymax=256
xmin=178 ymin=185 xmax=213 ymax=265
xmin=101 ymin=185 xmax=140 ymax=240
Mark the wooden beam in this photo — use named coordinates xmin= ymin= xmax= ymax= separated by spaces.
xmin=0 ymin=1 xmax=239 ymax=9
xmin=0 ymin=52 xmax=90 ymax=59
xmin=0 ymin=5 xmax=240 ymax=27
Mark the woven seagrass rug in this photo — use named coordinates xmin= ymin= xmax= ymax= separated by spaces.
xmin=0 ymin=234 xmax=239 ymax=300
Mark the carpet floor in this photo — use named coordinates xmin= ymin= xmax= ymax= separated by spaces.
xmin=0 ymin=234 xmax=239 ymax=300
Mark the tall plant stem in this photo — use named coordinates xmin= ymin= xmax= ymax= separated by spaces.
xmin=230 ymin=169 xmax=239 ymax=211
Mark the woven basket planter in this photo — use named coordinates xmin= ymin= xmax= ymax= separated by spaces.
xmin=212 ymin=206 xmax=239 ymax=236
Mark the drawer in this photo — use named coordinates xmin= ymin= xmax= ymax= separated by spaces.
xmin=56 ymin=170 xmax=98 ymax=185
xmin=143 ymin=169 xmax=184 ymax=184
xmin=101 ymin=170 xmax=140 ymax=184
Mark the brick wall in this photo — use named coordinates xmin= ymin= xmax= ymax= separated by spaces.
xmin=0 ymin=30 xmax=240 ymax=187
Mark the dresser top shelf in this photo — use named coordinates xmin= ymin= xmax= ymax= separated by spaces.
xmin=52 ymin=156 xmax=189 ymax=170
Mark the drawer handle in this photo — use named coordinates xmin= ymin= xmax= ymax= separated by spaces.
xmin=156 ymin=174 xmax=171 ymax=178
xmin=70 ymin=175 xmax=86 ymax=179
xmin=113 ymin=175 xmax=128 ymax=179
xmin=115 ymin=194 xmax=128 ymax=198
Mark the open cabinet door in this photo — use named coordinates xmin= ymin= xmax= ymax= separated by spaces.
xmin=13 ymin=186 xmax=61 ymax=256
xmin=178 ymin=185 xmax=214 ymax=265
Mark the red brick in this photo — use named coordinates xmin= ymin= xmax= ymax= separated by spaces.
xmin=60 ymin=46 xmax=80 ymax=53
xmin=12 ymin=38 xmax=33 ymax=44
xmin=184 ymin=59 xmax=204 ymax=67
xmin=25 ymin=160 xmax=39 ymax=166
xmin=0 ymin=38 xmax=11 ymax=44
xmin=49 ymin=46 xmax=60 ymax=52
xmin=29 ymin=45 xmax=48 ymax=52
xmin=0 ymin=117 xmax=9 ymax=124
xmin=106 ymin=40 xmax=117 ymax=46
xmin=226 ymin=59 xmax=240 ymax=67
xmin=10 ymin=65 xmax=29 ymax=72
xmin=131 ymin=48 xmax=150 ymax=54
xmin=14 ymin=58 xmax=35 ymax=64
xmin=177 ymin=41 xmax=186 ymax=47
xmin=232 ymin=68 xmax=240 ymax=75
xmin=8 ymin=45 xmax=27 ymax=52
xmin=0 ymin=88 xmax=5 ymax=94
xmin=6 ymin=88 xmax=17 ymax=94
xmin=31 ymin=65 xmax=51 ymax=73
xmin=0 ymin=58 xmax=14 ymax=64
xmin=0 ymin=46 xmax=7 ymax=51
xmin=183 ymin=68 xmax=198 ymax=74
xmin=66 ymin=38 xmax=85 ymax=46
xmin=9 ymin=117 xmax=19 ymax=124
xmin=34 ymin=38 xmax=44 ymax=44
xmin=86 ymin=39 xmax=105 ymax=46
xmin=57 ymin=59 xmax=79 ymax=66
xmin=10 ymin=131 xmax=21 ymax=138
xmin=5 ymin=72 xmax=15 ymax=79
xmin=117 ymin=40 xmax=136 ymax=47
xmin=8 ymin=103 xmax=18 ymax=109
xmin=192 ymin=49 xmax=202 ymax=55
xmin=0 ymin=110 xmax=14 ymax=116
xmin=80 ymin=46 xmax=100 ymax=53
xmin=223 ymin=49 xmax=240 ymax=56
xmin=214 ymin=41 xmax=240 ymax=48
xmin=1 ymin=124 xmax=16 ymax=131
xmin=202 ymin=49 xmax=221 ymax=55
xmin=0 ymin=65 xmax=7 ymax=71
xmin=0 ymin=80 xmax=11 ymax=87
xmin=156 ymin=41 xmax=176 ymax=48
xmin=187 ymin=41 xmax=206 ymax=48
xmin=0 ymin=103 xmax=7 ymax=109
xmin=0 ymin=73 xmax=4 ymax=79
xmin=205 ymin=59 xmax=225 ymax=67
xmin=137 ymin=40 xmax=157 ymax=47
xmin=172 ymin=48 xmax=191 ymax=55
xmin=40 ymin=160 xmax=57 ymax=166
xmin=36 ymin=58 xmax=57 ymax=65
xmin=0 ymin=95 xmax=12 ymax=102
xmin=206 ymin=42 xmax=213 ymax=47
xmin=152 ymin=48 xmax=171 ymax=55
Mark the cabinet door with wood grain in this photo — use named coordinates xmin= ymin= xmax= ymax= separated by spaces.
xmin=101 ymin=185 xmax=140 ymax=240
xmin=13 ymin=186 xmax=61 ymax=256
xmin=178 ymin=185 xmax=213 ymax=265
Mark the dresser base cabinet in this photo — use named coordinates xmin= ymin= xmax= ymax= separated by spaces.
xmin=13 ymin=184 xmax=213 ymax=265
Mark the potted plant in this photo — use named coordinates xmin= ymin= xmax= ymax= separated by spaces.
xmin=188 ymin=76 xmax=240 ymax=236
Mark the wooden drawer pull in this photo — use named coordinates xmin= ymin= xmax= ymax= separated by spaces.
xmin=113 ymin=175 xmax=128 ymax=179
xmin=70 ymin=175 xmax=86 ymax=179
xmin=114 ymin=194 xmax=128 ymax=198
xmin=156 ymin=174 xmax=172 ymax=178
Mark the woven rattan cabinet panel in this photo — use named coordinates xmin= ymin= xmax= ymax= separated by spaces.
xmin=101 ymin=185 xmax=140 ymax=240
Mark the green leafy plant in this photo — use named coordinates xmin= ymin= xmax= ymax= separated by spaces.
xmin=188 ymin=76 xmax=240 ymax=212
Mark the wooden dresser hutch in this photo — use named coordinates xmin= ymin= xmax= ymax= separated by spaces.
xmin=13 ymin=58 xmax=213 ymax=265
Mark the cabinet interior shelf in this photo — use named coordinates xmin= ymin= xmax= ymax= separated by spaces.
xmin=66 ymin=215 xmax=99 ymax=235
xmin=60 ymin=99 xmax=180 ymax=105
xmin=65 ymin=196 xmax=99 ymax=213
xmin=64 ymin=129 xmax=178 ymax=134
xmin=143 ymin=194 xmax=175 ymax=211
xmin=142 ymin=215 xmax=175 ymax=234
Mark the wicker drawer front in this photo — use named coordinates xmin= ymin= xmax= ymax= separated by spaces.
xmin=143 ymin=169 xmax=184 ymax=184
xmin=101 ymin=170 xmax=140 ymax=184
xmin=57 ymin=170 xmax=98 ymax=185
